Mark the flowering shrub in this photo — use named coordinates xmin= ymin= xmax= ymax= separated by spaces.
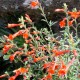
xmin=0 ymin=1 xmax=80 ymax=80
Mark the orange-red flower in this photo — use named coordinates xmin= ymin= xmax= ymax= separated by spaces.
xmin=18 ymin=67 xmax=29 ymax=74
xmin=58 ymin=57 xmax=75 ymax=76
xmin=43 ymin=61 xmax=58 ymax=75
xmin=47 ymin=67 xmax=55 ymax=74
xmin=2 ymin=44 xmax=13 ymax=54
xmin=58 ymin=68 xmax=67 ymax=77
xmin=59 ymin=17 xmax=74 ymax=28
xmin=58 ymin=61 xmax=67 ymax=76
xmin=33 ymin=57 xmax=42 ymax=62
xmin=43 ymin=61 xmax=55 ymax=69
xmin=46 ymin=73 xmax=52 ymax=80
xmin=9 ymin=51 xmax=23 ymax=62
xmin=9 ymin=54 xmax=15 ymax=62
xmin=17 ymin=30 xmax=26 ymax=36
xmin=9 ymin=70 xmax=20 ymax=80
xmin=43 ymin=63 xmax=50 ymax=69
xmin=59 ymin=19 xmax=66 ymax=28
xmin=7 ymin=23 xmax=21 ymax=28
xmin=30 ymin=0 xmax=39 ymax=8
xmin=8 ymin=76 xmax=15 ymax=80
xmin=68 ymin=20 xmax=74 ymax=26
xmin=23 ymin=32 xmax=29 ymax=39
xmin=8 ymin=30 xmax=26 ymax=40
xmin=49 ymin=63 xmax=56 ymax=74
xmin=27 ymin=50 xmax=35 ymax=56
xmin=52 ymin=49 xmax=70 ymax=56
xmin=0 ymin=74 xmax=8 ymax=79
xmin=8 ymin=34 xmax=13 ymax=40
xmin=68 ymin=11 xmax=80 ymax=19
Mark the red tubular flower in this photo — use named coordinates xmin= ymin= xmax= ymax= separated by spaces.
xmin=30 ymin=0 xmax=39 ymax=8
xmin=59 ymin=17 xmax=74 ymax=28
xmin=68 ymin=11 xmax=80 ymax=19
xmin=2 ymin=44 xmax=13 ymax=54
xmin=47 ymin=67 xmax=55 ymax=74
xmin=16 ymin=30 xmax=26 ymax=36
xmin=25 ymin=14 xmax=32 ymax=23
xmin=46 ymin=73 xmax=52 ymax=80
xmin=72 ymin=50 xmax=78 ymax=57
xmin=13 ymin=66 xmax=29 ymax=75
xmin=18 ymin=67 xmax=29 ymax=74
xmin=59 ymin=19 xmax=66 ymax=28
xmin=7 ymin=23 xmax=21 ymax=28
xmin=8 ymin=34 xmax=13 ymax=40
xmin=23 ymin=31 xmax=29 ymax=39
xmin=9 ymin=54 xmax=15 ymax=62
xmin=27 ymin=50 xmax=35 ymax=56
xmin=8 ymin=71 xmax=20 ymax=80
xmin=9 ymin=54 xmax=16 ymax=62
xmin=8 ymin=76 xmax=16 ymax=80
xmin=43 ymin=61 xmax=55 ymax=69
xmin=33 ymin=57 xmax=42 ymax=62
xmin=43 ymin=63 xmax=50 ymax=69
xmin=58 ymin=61 xmax=67 ymax=77
xmin=58 ymin=69 xmax=67 ymax=77
xmin=68 ymin=20 xmax=74 ymax=26
xmin=0 ymin=74 xmax=8 ymax=79
xmin=55 ymin=9 xmax=64 ymax=12
xmin=58 ymin=57 xmax=75 ymax=77
xmin=43 ymin=61 xmax=57 ymax=75
xmin=9 ymin=51 xmax=22 ymax=62
xmin=8 ymin=30 xmax=26 ymax=40
xmin=52 ymin=49 xmax=70 ymax=56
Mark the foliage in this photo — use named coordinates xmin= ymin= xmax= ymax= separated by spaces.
xmin=0 ymin=1 xmax=80 ymax=80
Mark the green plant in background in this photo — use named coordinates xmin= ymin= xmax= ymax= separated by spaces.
xmin=0 ymin=0 xmax=80 ymax=80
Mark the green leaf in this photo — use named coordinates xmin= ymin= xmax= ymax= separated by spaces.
xmin=3 ymin=55 xmax=10 ymax=60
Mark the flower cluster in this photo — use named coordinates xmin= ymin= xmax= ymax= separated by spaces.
xmin=55 ymin=8 xmax=80 ymax=28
